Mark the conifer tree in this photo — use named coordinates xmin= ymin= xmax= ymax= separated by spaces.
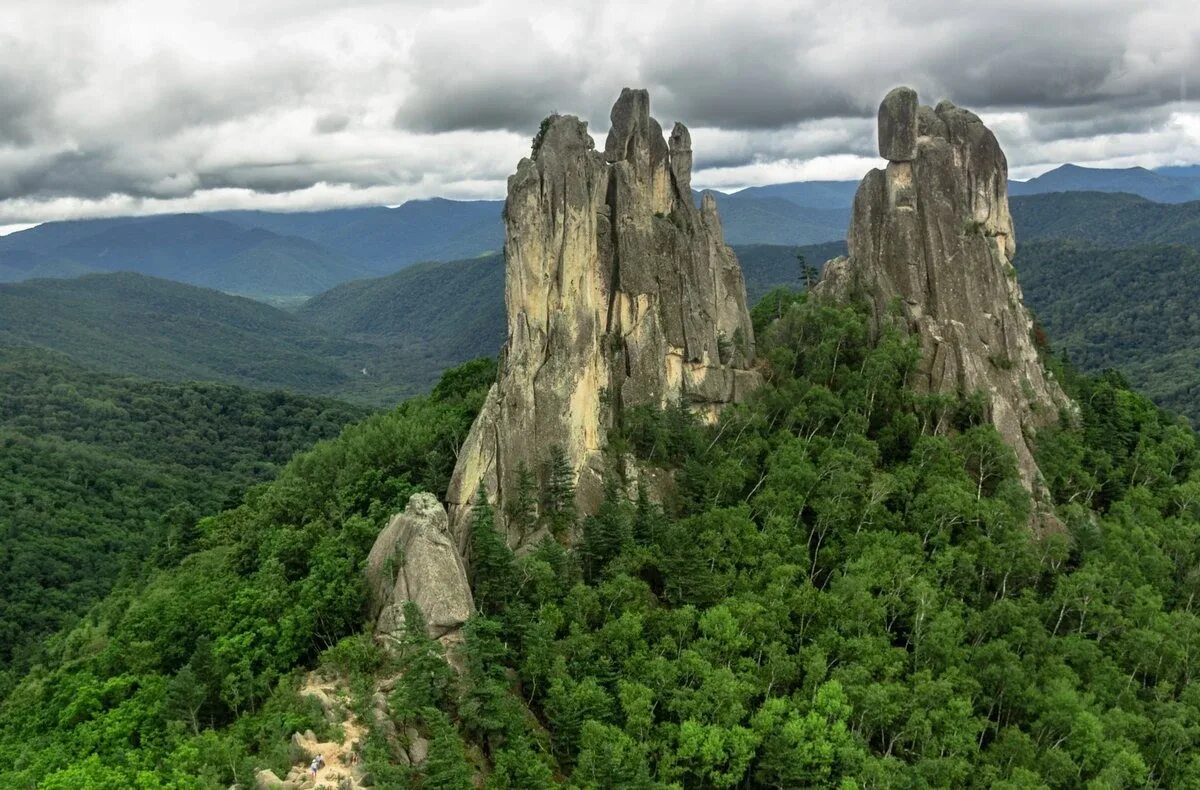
xmin=468 ymin=489 xmax=516 ymax=615
xmin=580 ymin=475 xmax=632 ymax=582
xmin=390 ymin=601 xmax=455 ymax=715
xmin=419 ymin=707 xmax=473 ymax=790
xmin=505 ymin=462 xmax=538 ymax=535
xmin=541 ymin=445 xmax=577 ymax=537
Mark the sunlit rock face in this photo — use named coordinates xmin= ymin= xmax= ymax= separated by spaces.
xmin=446 ymin=88 xmax=761 ymax=550
xmin=818 ymin=87 xmax=1072 ymax=518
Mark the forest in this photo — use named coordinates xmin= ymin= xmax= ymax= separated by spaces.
xmin=0 ymin=346 xmax=366 ymax=686
xmin=3 ymin=288 xmax=1200 ymax=787
xmin=1017 ymin=239 xmax=1200 ymax=422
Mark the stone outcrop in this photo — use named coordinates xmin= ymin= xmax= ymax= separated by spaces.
xmin=446 ymin=88 xmax=761 ymax=549
xmin=366 ymin=493 xmax=473 ymax=645
xmin=817 ymin=87 xmax=1071 ymax=511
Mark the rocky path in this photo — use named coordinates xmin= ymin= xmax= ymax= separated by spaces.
xmin=254 ymin=674 xmax=371 ymax=790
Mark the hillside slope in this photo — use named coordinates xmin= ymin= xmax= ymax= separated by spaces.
xmin=300 ymin=253 xmax=506 ymax=366
xmin=0 ymin=273 xmax=441 ymax=405
xmin=0 ymin=345 xmax=365 ymax=673
xmin=4 ymin=301 xmax=1200 ymax=786
xmin=300 ymin=243 xmax=848 ymax=368
xmin=1016 ymin=239 xmax=1200 ymax=420
xmin=1010 ymin=192 xmax=1200 ymax=247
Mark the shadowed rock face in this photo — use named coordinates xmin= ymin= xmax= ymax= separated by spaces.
xmin=446 ymin=88 xmax=761 ymax=550
xmin=367 ymin=493 xmax=473 ymax=647
xmin=818 ymin=87 xmax=1071 ymax=513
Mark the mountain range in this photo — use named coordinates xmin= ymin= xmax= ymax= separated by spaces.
xmin=4 ymin=163 xmax=1200 ymax=418
xmin=6 ymin=163 xmax=1195 ymax=302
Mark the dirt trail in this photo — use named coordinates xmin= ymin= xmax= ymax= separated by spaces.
xmin=275 ymin=674 xmax=370 ymax=789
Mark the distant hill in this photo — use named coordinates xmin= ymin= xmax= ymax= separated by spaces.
xmin=0 ymin=273 xmax=439 ymax=405
xmin=705 ymin=192 xmax=849 ymax=245
xmin=0 ymin=215 xmax=366 ymax=300
xmin=1009 ymin=163 xmax=1200 ymax=203
xmin=1156 ymin=165 xmax=1200 ymax=180
xmin=0 ymin=194 xmax=854 ymax=299
xmin=0 ymin=344 xmax=365 ymax=669
xmin=7 ymin=163 xmax=1200 ymax=301
xmin=1010 ymin=192 xmax=1200 ymax=247
xmin=216 ymin=198 xmax=507 ymax=274
xmin=0 ymin=250 xmax=93 ymax=283
xmin=301 ymin=243 xmax=848 ymax=370
xmin=300 ymin=253 xmax=506 ymax=368
xmin=1016 ymin=239 xmax=1200 ymax=421
xmin=732 ymin=180 xmax=861 ymax=209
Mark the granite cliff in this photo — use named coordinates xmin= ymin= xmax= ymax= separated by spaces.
xmin=818 ymin=87 xmax=1071 ymax=515
xmin=446 ymin=88 xmax=761 ymax=549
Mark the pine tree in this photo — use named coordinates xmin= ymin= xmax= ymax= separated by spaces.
xmin=580 ymin=475 xmax=631 ymax=582
xmin=391 ymin=601 xmax=455 ymax=715
xmin=419 ymin=707 xmax=473 ymax=789
xmin=541 ymin=445 xmax=577 ymax=538
xmin=633 ymin=481 xmax=663 ymax=546
xmin=469 ymin=490 xmax=516 ymax=615
xmin=505 ymin=462 xmax=538 ymax=535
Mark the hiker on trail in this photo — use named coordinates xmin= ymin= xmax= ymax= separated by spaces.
xmin=309 ymin=754 xmax=324 ymax=776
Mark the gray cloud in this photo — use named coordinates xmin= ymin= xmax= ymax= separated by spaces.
xmin=0 ymin=0 xmax=1197 ymax=224
xmin=314 ymin=113 xmax=351 ymax=134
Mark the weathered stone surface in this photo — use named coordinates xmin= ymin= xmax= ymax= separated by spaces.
xmin=878 ymin=86 xmax=919 ymax=161
xmin=255 ymin=769 xmax=285 ymax=789
xmin=406 ymin=728 xmax=430 ymax=765
xmin=816 ymin=88 xmax=1071 ymax=518
xmin=446 ymin=88 xmax=761 ymax=549
xmin=366 ymin=493 xmax=473 ymax=643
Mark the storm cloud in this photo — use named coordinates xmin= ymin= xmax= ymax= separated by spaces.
xmin=0 ymin=0 xmax=1198 ymax=223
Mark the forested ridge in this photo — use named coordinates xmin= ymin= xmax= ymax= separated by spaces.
xmin=0 ymin=346 xmax=367 ymax=685
xmin=1017 ymin=239 xmax=1200 ymax=423
xmin=4 ymin=292 xmax=1200 ymax=787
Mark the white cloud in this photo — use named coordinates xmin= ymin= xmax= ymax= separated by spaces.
xmin=0 ymin=0 xmax=1196 ymax=223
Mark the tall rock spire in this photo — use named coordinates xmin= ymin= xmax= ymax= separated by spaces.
xmin=446 ymin=88 xmax=761 ymax=549
xmin=818 ymin=87 xmax=1071 ymax=513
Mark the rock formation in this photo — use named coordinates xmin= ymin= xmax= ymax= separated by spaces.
xmin=366 ymin=493 xmax=473 ymax=647
xmin=446 ymin=88 xmax=761 ymax=549
xmin=818 ymin=87 xmax=1071 ymax=510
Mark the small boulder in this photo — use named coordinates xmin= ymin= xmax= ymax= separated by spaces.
xmin=255 ymin=769 xmax=284 ymax=789
xmin=406 ymin=727 xmax=430 ymax=764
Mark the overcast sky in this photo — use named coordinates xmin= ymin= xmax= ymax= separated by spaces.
xmin=0 ymin=0 xmax=1198 ymax=225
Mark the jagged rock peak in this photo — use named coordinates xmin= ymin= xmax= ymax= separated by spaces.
xmin=446 ymin=88 xmax=761 ymax=550
xmin=366 ymin=493 xmax=473 ymax=649
xmin=818 ymin=87 xmax=1072 ymax=516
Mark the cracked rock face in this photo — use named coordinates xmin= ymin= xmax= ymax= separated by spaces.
xmin=366 ymin=493 xmax=473 ymax=646
xmin=446 ymin=88 xmax=761 ymax=550
xmin=817 ymin=87 xmax=1071 ymax=509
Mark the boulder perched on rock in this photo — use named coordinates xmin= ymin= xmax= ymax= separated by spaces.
xmin=817 ymin=88 xmax=1071 ymax=516
xmin=446 ymin=88 xmax=761 ymax=549
xmin=366 ymin=493 xmax=473 ymax=644
xmin=877 ymin=86 xmax=918 ymax=161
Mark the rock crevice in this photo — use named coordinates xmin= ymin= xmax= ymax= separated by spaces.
xmin=447 ymin=88 xmax=761 ymax=548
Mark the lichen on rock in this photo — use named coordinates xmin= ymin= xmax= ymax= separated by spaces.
xmin=446 ymin=88 xmax=761 ymax=550
xmin=816 ymin=86 xmax=1072 ymax=522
